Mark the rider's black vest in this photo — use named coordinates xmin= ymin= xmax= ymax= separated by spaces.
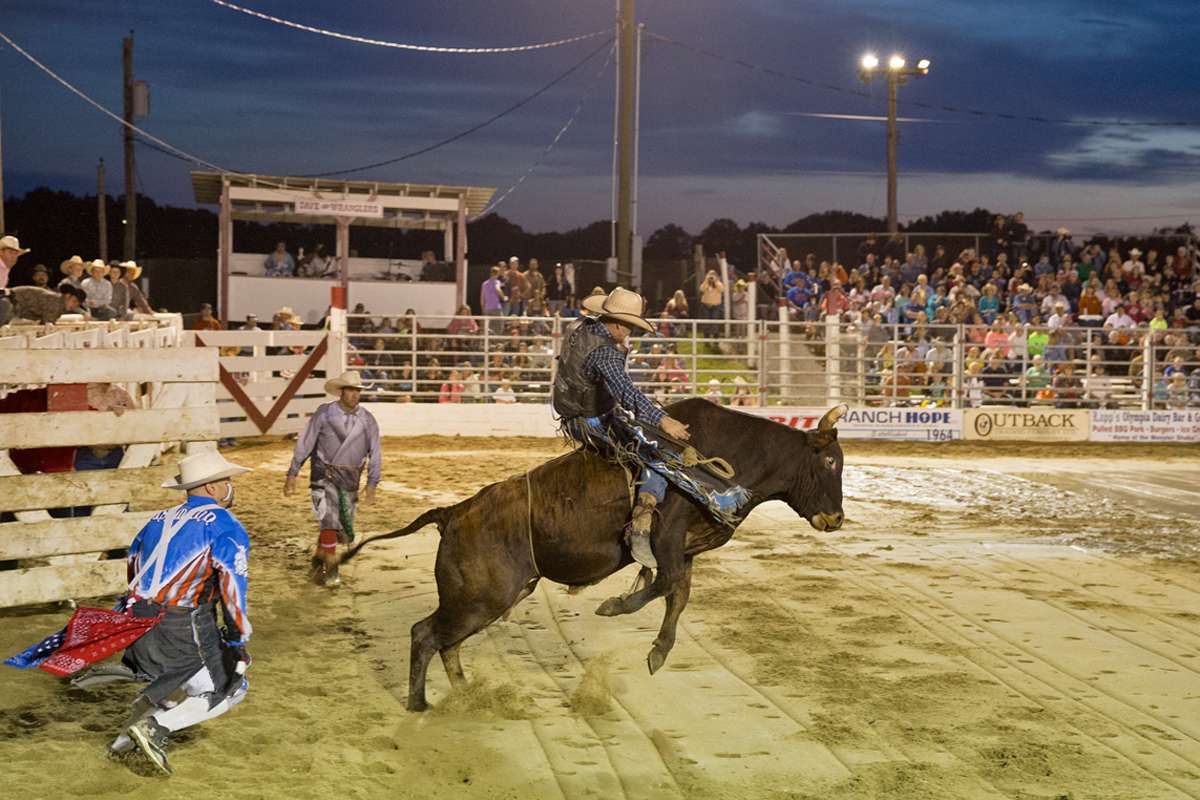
xmin=552 ymin=318 xmax=620 ymax=420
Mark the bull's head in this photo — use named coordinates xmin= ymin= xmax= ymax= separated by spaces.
xmin=788 ymin=404 xmax=846 ymax=532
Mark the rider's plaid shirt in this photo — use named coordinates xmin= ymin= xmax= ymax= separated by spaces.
xmin=582 ymin=320 xmax=665 ymax=427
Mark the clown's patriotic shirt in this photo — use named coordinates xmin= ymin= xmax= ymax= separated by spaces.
xmin=127 ymin=495 xmax=252 ymax=644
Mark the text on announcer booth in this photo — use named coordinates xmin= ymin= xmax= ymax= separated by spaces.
xmin=750 ymin=407 xmax=963 ymax=441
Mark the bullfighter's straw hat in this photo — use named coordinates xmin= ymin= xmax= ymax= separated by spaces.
xmin=582 ymin=287 xmax=654 ymax=333
xmin=60 ymin=255 xmax=84 ymax=274
xmin=325 ymin=370 xmax=366 ymax=396
xmin=161 ymin=451 xmax=252 ymax=490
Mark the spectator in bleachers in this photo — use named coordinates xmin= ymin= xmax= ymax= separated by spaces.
xmin=29 ymin=263 xmax=50 ymax=288
xmin=299 ymin=244 xmax=333 ymax=278
xmin=481 ymin=265 xmax=507 ymax=331
xmin=0 ymin=284 xmax=86 ymax=324
xmin=193 ymin=302 xmax=222 ymax=331
xmin=82 ymin=259 xmax=118 ymax=320
xmin=264 ymin=241 xmax=296 ymax=277
xmin=665 ymin=289 xmax=690 ymax=322
xmin=438 ymin=369 xmax=465 ymax=403
xmin=730 ymin=375 xmax=755 ymax=407
xmin=58 ymin=255 xmax=85 ymax=290
xmin=493 ymin=378 xmax=516 ymax=404
xmin=505 ymin=258 xmax=529 ymax=317
xmin=547 ymin=263 xmax=573 ymax=315
xmin=119 ymin=261 xmax=152 ymax=314
xmin=526 ymin=259 xmax=547 ymax=316
xmin=698 ymin=269 xmax=725 ymax=322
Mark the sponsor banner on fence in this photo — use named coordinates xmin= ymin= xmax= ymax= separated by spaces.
xmin=1089 ymin=409 xmax=1200 ymax=443
xmin=749 ymin=407 xmax=962 ymax=441
xmin=294 ymin=197 xmax=383 ymax=219
xmin=964 ymin=408 xmax=1090 ymax=441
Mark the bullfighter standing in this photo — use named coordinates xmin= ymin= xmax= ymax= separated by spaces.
xmin=285 ymin=370 xmax=381 ymax=586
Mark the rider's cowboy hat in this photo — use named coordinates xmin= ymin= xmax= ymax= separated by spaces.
xmin=325 ymin=370 xmax=366 ymax=395
xmin=161 ymin=451 xmax=252 ymax=490
xmin=0 ymin=235 xmax=30 ymax=255
xmin=582 ymin=287 xmax=654 ymax=333
xmin=118 ymin=260 xmax=143 ymax=279
xmin=60 ymin=255 xmax=85 ymax=274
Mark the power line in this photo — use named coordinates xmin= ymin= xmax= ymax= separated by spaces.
xmin=647 ymin=31 xmax=1200 ymax=129
xmin=473 ymin=42 xmax=617 ymax=221
xmin=307 ymin=36 xmax=614 ymax=178
xmin=209 ymin=0 xmax=608 ymax=54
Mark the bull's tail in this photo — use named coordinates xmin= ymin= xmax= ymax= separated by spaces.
xmin=336 ymin=507 xmax=448 ymax=565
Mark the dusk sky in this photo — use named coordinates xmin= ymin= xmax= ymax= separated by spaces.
xmin=3 ymin=0 xmax=1199 ymax=235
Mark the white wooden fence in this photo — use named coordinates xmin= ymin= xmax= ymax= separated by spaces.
xmin=0 ymin=345 xmax=218 ymax=608
xmin=181 ymin=327 xmax=344 ymax=437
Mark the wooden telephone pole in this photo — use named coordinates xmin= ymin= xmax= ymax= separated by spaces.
xmin=98 ymin=159 xmax=108 ymax=262
xmin=122 ymin=34 xmax=137 ymax=260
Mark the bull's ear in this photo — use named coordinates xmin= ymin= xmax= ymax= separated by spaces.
xmin=806 ymin=428 xmax=838 ymax=451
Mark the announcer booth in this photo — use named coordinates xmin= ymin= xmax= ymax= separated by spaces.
xmin=191 ymin=172 xmax=495 ymax=326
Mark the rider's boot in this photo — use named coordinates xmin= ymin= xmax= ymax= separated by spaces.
xmin=628 ymin=492 xmax=658 ymax=569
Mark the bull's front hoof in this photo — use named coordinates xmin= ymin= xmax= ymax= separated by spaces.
xmin=646 ymin=645 xmax=668 ymax=675
xmin=595 ymin=596 xmax=625 ymax=617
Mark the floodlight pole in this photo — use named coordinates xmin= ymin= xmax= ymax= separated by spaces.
xmin=616 ymin=0 xmax=635 ymax=287
xmin=886 ymin=72 xmax=899 ymax=236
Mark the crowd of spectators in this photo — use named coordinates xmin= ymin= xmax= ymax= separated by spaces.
xmin=0 ymin=238 xmax=153 ymax=325
xmin=755 ymin=217 xmax=1200 ymax=409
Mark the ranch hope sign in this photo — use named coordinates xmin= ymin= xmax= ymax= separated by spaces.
xmin=751 ymin=407 xmax=962 ymax=441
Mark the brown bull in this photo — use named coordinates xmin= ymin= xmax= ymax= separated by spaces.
xmin=338 ymin=399 xmax=847 ymax=711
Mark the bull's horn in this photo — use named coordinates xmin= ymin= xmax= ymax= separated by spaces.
xmin=817 ymin=403 xmax=849 ymax=431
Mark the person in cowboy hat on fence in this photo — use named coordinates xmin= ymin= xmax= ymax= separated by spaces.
xmin=284 ymin=370 xmax=382 ymax=586
xmin=58 ymin=255 xmax=86 ymax=290
xmin=5 ymin=451 xmax=255 ymax=776
xmin=553 ymin=287 xmax=749 ymax=569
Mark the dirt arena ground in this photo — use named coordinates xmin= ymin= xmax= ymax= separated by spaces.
xmin=2 ymin=435 xmax=1199 ymax=799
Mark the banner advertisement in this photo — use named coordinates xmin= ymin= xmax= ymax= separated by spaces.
xmin=750 ymin=407 xmax=962 ymax=441
xmin=294 ymin=197 xmax=384 ymax=219
xmin=1089 ymin=409 xmax=1200 ymax=443
xmin=963 ymin=408 xmax=1090 ymax=441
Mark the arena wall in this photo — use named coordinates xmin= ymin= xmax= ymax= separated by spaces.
xmin=366 ymin=403 xmax=1200 ymax=443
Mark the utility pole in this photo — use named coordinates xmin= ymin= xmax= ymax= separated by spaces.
xmin=97 ymin=159 xmax=108 ymax=262
xmin=885 ymin=72 xmax=898 ymax=236
xmin=0 ymin=86 xmax=6 ymax=234
xmin=615 ymin=0 xmax=635 ymax=286
xmin=122 ymin=33 xmax=136 ymax=261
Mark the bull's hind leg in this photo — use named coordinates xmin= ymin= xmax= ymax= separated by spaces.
xmin=647 ymin=559 xmax=693 ymax=675
xmin=409 ymin=582 xmax=537 ymax=711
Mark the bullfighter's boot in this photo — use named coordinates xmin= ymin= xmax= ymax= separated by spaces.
xmin=628 ymin=492 xmax=658 ymax=569
xmin=311 ymin=529 xmax=341 ymax=587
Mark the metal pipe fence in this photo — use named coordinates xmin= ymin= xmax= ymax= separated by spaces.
xmin=345 ymin=313 xmax=1200 ymax=410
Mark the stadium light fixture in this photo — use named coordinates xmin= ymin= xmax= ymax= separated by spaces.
xmin=856 ymin=51 xmax=932 ymax=236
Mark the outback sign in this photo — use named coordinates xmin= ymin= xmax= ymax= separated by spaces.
xmin=963 ymin=408 xmax=1090 ymax=441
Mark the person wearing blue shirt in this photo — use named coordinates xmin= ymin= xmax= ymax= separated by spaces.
xmin=110 ymin=451 xmax=255 ymax=775
xmin=263 ymin=241 xmax=296 ymax=277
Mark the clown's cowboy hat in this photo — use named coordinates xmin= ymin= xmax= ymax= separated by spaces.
xmin=161 ymin=451 xmax=252 ymax=490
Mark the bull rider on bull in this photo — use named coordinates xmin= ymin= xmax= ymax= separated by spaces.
xmin=553 ymin=287 xmax=750 ymax=569
xmin=285 ymin=370 xmax=382 ymax=587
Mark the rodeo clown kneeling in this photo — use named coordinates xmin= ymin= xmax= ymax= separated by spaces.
xmin=553 ymin=287 xmax=749 ymax=569
xmin=285 ymin=370 xmax=381 ymax=587
xmin=4 ymin=451 xmax=255 ymax=776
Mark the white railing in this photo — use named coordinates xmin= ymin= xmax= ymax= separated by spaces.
xmin=345 ymin=312 xmax=1200 ymax=411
